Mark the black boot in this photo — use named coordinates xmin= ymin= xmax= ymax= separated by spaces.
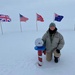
xmin=54 ymin=56 xmax=58 ymax=63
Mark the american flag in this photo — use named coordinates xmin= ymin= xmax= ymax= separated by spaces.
xmin=0 ymin=14 xmax=11 ymax=22
xmin=36 ymin=13 xmax=44 ymax=22
xmin=20 ymin=14 xmax=29 ymax=22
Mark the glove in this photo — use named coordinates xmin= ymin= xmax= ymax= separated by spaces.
xmin=56 ymin=49 xmax=60 ymax=53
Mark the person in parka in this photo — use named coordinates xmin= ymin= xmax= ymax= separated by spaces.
xmin=42 ymin=22 xmax=65 ymax=63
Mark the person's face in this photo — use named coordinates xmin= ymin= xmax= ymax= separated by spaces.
xmin=50 ymin=26 xmax=55 ymax=31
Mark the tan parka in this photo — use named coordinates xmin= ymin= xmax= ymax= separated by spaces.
xmin=42 ymin=30 xmax=65 ymax=52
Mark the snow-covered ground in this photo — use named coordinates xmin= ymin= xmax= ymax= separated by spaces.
xmin=0 ymin=0 xmax=75 ymax=75
xmin=0 ymin=29 xmax=75 ymax=75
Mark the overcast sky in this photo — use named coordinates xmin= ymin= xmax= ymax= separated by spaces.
xmin=0 ymin=0 xmax=75 ymax=30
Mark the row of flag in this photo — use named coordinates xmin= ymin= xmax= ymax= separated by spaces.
xmin=0 ymin=13 xmax=64 ymax=23
xmin=19 ymin=13 xmax=44 ymax=22
xmin=20 ymin=13 xmax=64 ymax=22
xmin=0 ymin=13 xmax=64 ymax=34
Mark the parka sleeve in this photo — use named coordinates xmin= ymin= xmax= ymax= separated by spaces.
xmin=57 ymin=33 xmax=65 ymax=50
xmin=42 ymin=33 xmax=47 ymax=46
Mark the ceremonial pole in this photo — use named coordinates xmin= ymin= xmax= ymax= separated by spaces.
xmin=34 ymin=38 xmax=45 ymax=66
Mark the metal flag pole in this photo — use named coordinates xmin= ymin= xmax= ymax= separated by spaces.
xmin=36 ymin=19 xmax=38 ymax=31
xmin=0 ymin=21 xmax=3 ymax=35
xmin=36 ymin=13 xmax=38 ymax=31
xmin=74 ymin=24 xmax=75 ymax=31
xmin=19 ymin=14 xmax=22 ymax=32
xmin=20 ymin=21 xmax=22 ymax=32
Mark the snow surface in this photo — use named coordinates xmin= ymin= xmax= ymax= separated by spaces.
xmin=0 ymin=30 xmax=75 ymax=75
xmin=0 ymin=0 xmax=75 ymax=75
